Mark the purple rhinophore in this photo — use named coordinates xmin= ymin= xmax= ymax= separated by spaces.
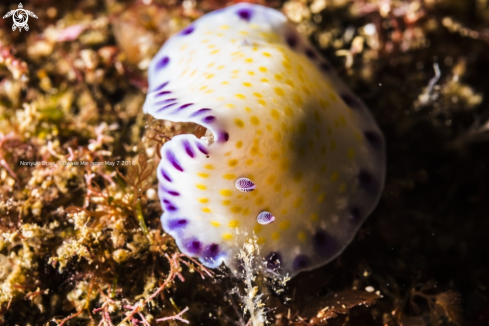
xmin=364 ymin=131 xmax=382 ymax=149
xmin=257 ymin=211 xmax=275 ymax=225
xmin=235 ymin=178 xmax=256 ymax=192
xmin=167 ymin=219 xmax=188 ymax=230
xmin=197 ymin=143 xmax=208 ymax=155
xmin=236 ymin=8 xmax=253 ymax=21
xmin=182 ymin=140 xmax=195 ymax=158
xmin=166 ymin=151 xmax=184 ymax=172
xmin=203 ymin=116 xmax=216 ymax=122
xmin=265 ymin=252 xmax=282 ymax=270
xmin=156 ymin=56 xmax=170 ymax=70
xmin=185 ymin=239 xmax=202 ymax=254
xmin=358 ymin=169 xmax=377 ymax=193
xmin=180 ymin=26 xmax=195 ymax=35
xmin=292 ymin=254 xmax=311 ymax=271
xmin=160 ymin=169 xmax=172 ymax=182
xmin=341 ymin=93 xmax=362 ymax=110
xmin=191 ymin=108 xmax=212 ymax=117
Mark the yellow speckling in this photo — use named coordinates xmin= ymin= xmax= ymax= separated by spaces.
xmin=285 ymin=79 xmax=295 ymax=87
xmin=284 ymin=106 xmax=293 ymax=117
xmin=339 ymin=183 xmax=347 ymax=193
xmin=196 ymin=184 xmax=207 ymax=190
xmin=266 ymin=123 xmax=272 ymax=131
xmin=248 ymin=71 xmax=255 ymax=75
xmin=331 ymin=140 xmax=336 ymax=150
xmin=246 ymin=159 xmax=254 ymax=166
xmin=235 ymin=119 xmax=244 ymax=127
xmin=245 ymin=58 xmax=253 ymax=63
xmin=235 ymin=93 xmax=246 ymax=99
xmin=220 ymin=25 xmax=229 ymax=30
xmin=243 ymin=82 xmax=252 ymax=87
xmin=254 ymin=224 xmax=263 ymax=234
xmin=258 ymin=99 xmax=266 ymax=106
xmin=310 ymin=213 xmax=319 ymax=221
xmin=271 ymin=110 xmax=280 ymax=120
xmin=271 ymin=232 xmax=281 ymax=240
xmin=298 ymin=231 xmax=307 ymax=241
xmin=293 ymin=94 xmax=303 ymax=106
xmin=204 ymin=164 xmax=214 ymax=170
xmin=197 ymin=172 xmax=209 ymax=178
xmin=245 ymin=106 xmax=252 ymax=113
xmin=230 ymin=206 xmax=242 ymax=213
xmin=250 ymin=116 xmax=260 ymax=125
xmin=293 ymin=172 xmax=303 ymax=183
xmin=211 ymin=221 xmax=220 ymax=227
xmin=318 ymin=193 xmax=326 ymax=203
xmin=257 ymin=237 xmax=266 ymax=245
xmin=239 ymin=30 xmax=248 ymax=35
xmin=236 ymin=141 xmax=243 ymax=148
xmin=202 ymin=207 xmax=212 ymax=213
xmin=222 ymin=233 xmax=233 ymax=241
xmin=348 ymin=148 xmax=355 ymax=160
xmin=243 ymin=208 xmax=250 ymax=216
xmin=284 ymin=190 xmax=291 ymax=197
xmin=222 ymin=200 xmax=231 ymax=206
xmin=261 ymin=78 xmax=269 ymax=82
xmin=229 ymin=220 xmax=240 ymax=228
xmin=228 ymin=159 xmax=238 ymax=167
xmin=206 ymin=74 xmax=215 ymax=79
xmin=219 ymin=189 xmax=233 ymax=197
xmin=226 ymin=103 xmax=235 ymax=108
xmin=293 ymin=197 xmax=303 ymax=208
xmin=312 ymin=183 xmax=321 ymax=192
xmin=270 ymin=151 xmax=279 ymax=160
xmin=330 ymin=172 xmax=339 ymax=182
xmin=339 ymin=115 xmax=346 ymax=125
xmin=253 ymin=92 xmax=263 ymax=98
xmin=222 ymin=174 xmax=236 ymax=180
xmin=259 ymin=66 xmax=267 ymax=72
xmin=274 ymin=87 xmax=285 ymax=96
xmin=279 ymin=220 xmax=291 ymax=230
xmin=198 ymin=198 xmax=209 ymax=204
xmin=274 ymin=183 xmax=282 ymax=192
xmin=280 ymin=159 xmax=290 ymax=170
xmin=329 ymin=92 xmax=337 ymax=101
xmin=274 ymin=74 xmax=283 ymax=81
xmin=266 ymin=175 xmax=276 ymax=185
xmin=255 ymin=196 xmax=264 ymax=205
xmin=217 ymin=65 xmax=225 ymax=70
xmin=263 ymin=52 xmax=271 ymax=57
xmin=283 ymin=61 xmax=292 ymax=69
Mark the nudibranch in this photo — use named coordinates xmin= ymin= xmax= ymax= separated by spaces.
xmin=143 ymin=3 xmax=385 ymax=276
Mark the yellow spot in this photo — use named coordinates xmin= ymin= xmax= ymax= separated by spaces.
xmin=294 ymin=172 xmax=303 ymax=183
xmin=245 ymin=159 xmax=254 ymax=166
xmin=229 ymin=220 xmax=240 ymax=228
xmin=266 ymin=123 xmax=272 ymax=131
xmin=254 ymin=224 xmax=263 ymax=234
xmin=330 ymin=172 xmax=339 ymax=182
xmin=257 ymin=237 xmax=266 ymax=245
xmin=204 ymin=164 xmax=214 ymax=170
xmin=293 ymin=197 xmax=303 ymax=208
xmin=283 ymin=61 xmax=292 ymax=69
xmin=198 ymin=198 xmax=209 ymax=204
xmin=226 ymin=103 xmax=235 ymax=109
xmin=245 ymin=58 xmax=253 ymax=63
xmin=222 ymin=174 xmax=236 ymax=180
xmin=248 ymin=71 xmax=255 ymax=75
xmin=312 ymin=184 xmax=321 ymax=192
xmin=234 ymin=119 xmax=245 ymax=127
xmin=222 ymin=200 xmax=231 ymax=206
xmin=202 ymin=207 xmax=212 ymax=213
xmin=219 ymin=189 xmax=233 ymax=197
xmin=348 ymin=148 xmax=355 ymax=160
xmin=339 ymin=115 xmax=346 ymax=125
xmin=271 ymin=110 xmax=280 ymax=120
xmin=274 ymin=87 xmax=285 ymax=96
xmin=281 ymin=208 xmax=287 ymax=215
xmin=230 ymin=206 xmax=243 ymax=213
xmin=206 ymin=74 xmax=215 ymax=79
xmin=235 ymin=94 xmax=246 ymax=99
xmin=220 ymin=25 xmax=229 ymax=30
xmin=310 ymin=213 xmax=319 ymax=221
xmin=284 ymin=190 xmax=291 ymax=198
xmin=339 ymin=183 xmax=347 ymax=193
xmin=263 ymin=52 xmax=271 ymax=57
xmin=228 ymin=159 xmax=238 ymax=167
xmin=293 ymin=94 xmax=303 ymax=106
xmin=331 ymin=140 xmax=336 ymax=150
xmin=243 ymin=82 xmax=252 ymax=87
xmin=258 ymin=99 xmax=266 ymax=106
xmin=196 ymin=184 xmax=206 ymax=190
xmin=217 ymin=65 xmax=225 ymax=70
xmin=266 ymin=175 xmax=276 ymax=185
xmin=245 ymin=106 xmax=252 ymax=113
xmin=280 ymin=159 xmax=290 ymax=170
xmin=255 ymin=196 xmax=264 ymax=205
xmin=298 ymin=231 xmax=307 ymax=241
xmin=210 ymin=221 xmax=220 ymax=227
xmin=279 ymin=220 xmax=291 ymax=230
xmin=318 ymin=193 xmax=326 ymax=203
xmin=270 ymin=151 xmax=279 ymax=160
xmin=236 ymin=141 xmax=243 ymax=149
xmin=197 ymin=172 xmax=209 ymax=178
xmin=271 ymin=232 xmax=281 ymax=240
xmin=274 ymin=183 xmax=282 ymax=192
xmin=250 ymin=116 xmax=260 ymax=125
xmin=285 ymin=79 xmax=295 ymax=87
xmin=284 ymin=106 xmax=293 ymax=117
xmin=259 ymin=66 xmax=267 ymax=72
xmin=253 ymin=92 xmax=262 ymax=98
xmin=222 ymin=233 xmax=233 ymax=241
xmin=261 ymin=78 xmax=269 ymax=82
xmin=274 ymin=74 xmax=283 ymax=81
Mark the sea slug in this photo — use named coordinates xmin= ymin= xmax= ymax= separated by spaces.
xmin=143 ymin=3 xmax=385 ymax=276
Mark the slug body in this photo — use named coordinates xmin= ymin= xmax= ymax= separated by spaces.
xmin=143 ymin=3 xmax=385 ymax=276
